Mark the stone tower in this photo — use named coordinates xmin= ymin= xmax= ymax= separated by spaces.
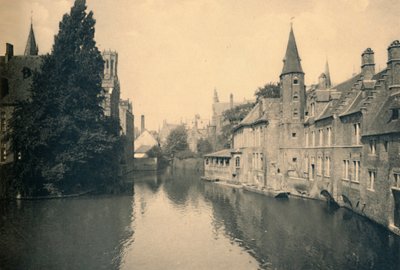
xmin=280 ymin=26 xmax=305 ymax=146
xmin=102 ymin=50 xmax=120 ymax=120
xmin=24 ymin=22 xmax=39 ymax=56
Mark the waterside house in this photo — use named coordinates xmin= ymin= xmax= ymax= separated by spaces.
xmin=203 ymin=27 xmax=400 ymax=235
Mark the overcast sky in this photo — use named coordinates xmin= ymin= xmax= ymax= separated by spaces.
xmin=1 ymin=0 xmax=399 ymax=130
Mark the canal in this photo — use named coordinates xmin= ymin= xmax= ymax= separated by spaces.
xmin=1 ymin=168 xmax=400 ymax=269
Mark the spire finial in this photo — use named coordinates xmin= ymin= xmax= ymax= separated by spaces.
xmin=30 ymin=10 xmax=33 ymax=25
xmin=290 ymin=17 xmax=295 ymax=28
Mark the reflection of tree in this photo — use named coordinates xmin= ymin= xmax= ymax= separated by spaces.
xmin=0 ymin=196 xmax=134 ymax=270
xmin=205 ymin=184 xmax=400 ymax=269
xmin=133 ymin=171 xmax=162 ymax=194
xmin=162 ymin=168 xmax=202 ymax=206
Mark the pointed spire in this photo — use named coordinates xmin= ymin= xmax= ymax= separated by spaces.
xmin=213 ymin=88 xmax=219 ymax=103
xmin=325 ymin=59 xmax=332 ymax=87
xmin=24 ymin=21 xmax=39 ymax=56
xmin=281 ymin=25 xmax=303 ymax=76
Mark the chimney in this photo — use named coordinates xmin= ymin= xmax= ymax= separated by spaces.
xmin=230 ymin=93 xmax=233 ymax=109
xmin=387 ymin=40 xmax=400 ymax=89
xmin=141 ymin=115 xmax=145 ymax=133
xmin=361 ymin=48 xmax=375 ymax=80
xmin=5 ymin=43 xmax=13 ymax=63
xmin=259 ymin=99 xmax=263 ymax=117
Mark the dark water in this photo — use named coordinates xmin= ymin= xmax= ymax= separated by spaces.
xmin=1 ymin=168 xmax=400 ymax=270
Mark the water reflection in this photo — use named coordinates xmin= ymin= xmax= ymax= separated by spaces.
xmin=1 ymin=168 xmax=400 ymax=270
xmin=0 ymin=193 xmax=134 ymax=270
xmin=204 ymin=183 xmax=400 ymax=270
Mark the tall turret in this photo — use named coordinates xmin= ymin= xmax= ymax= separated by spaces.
xmin=24 ymin=22 xmax=39 ymax=56
xmin=280 ymin=25 xmax=305 ymax=122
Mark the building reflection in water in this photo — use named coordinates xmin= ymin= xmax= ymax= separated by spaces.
xmin=203 ymin=183 xmax=400 ymax=270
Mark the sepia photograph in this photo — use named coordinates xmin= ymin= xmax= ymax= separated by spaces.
xmin=0 ymin=0 xmax=400 ymax=269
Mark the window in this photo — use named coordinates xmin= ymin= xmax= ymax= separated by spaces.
xmin=353 ymin=123 xmax=361 ymax=145
xmin=293 ymin=109 xmax=298 ymax=118
xmin=21 ymin=67 xmax=32 ymax=79
xmin=312 ymin=131 xmax=315 ymax=146
xmin=325 ymin=157 xmax=331 ymax=177
xmin=292 ymin=132 xmax=297 ymax=138
xmin=310 ymin=103 xmax=315 ymax=116
xmin=343 ymin=160 xmax=349 ymax=180
xmin=304 ymin=156 xmax=309 ymax=172
xmin=293 ymin=78 xmax=299 ymax=85
xmin=205 ymin=158 xmax=209 ymax=165
xmin=368 ymin=170 xmax=376 ymax=190
xmin=292 ymin=157 xmax=297 ymax=162
xmin=293 ymin=92 xmax=299 ymax=100
xmin=384 ymin=141 xmax=388 ymax=152
xmin=327 ymin=127 xmax=332 ymax=146
xmin=369 ymin=140 xmax=376 ymax=155
xmin=319 ymin=129 xmax=323 ymax=146
xmin=1 ymin=78 xmax=9 ymax=98
xmin=260 ymin=153 xmax=263 ymax=170
xmin=235 ymin=157 xmax=240 ymax=168
xmin=0 ymin=112 xmax=6 ymax=132
xmin=0 ymin=146 xmax=6 ymax=162
xmin=226 ymin=159 xmax=230 ymax=166
xmin=305 ymin=131 xmax=309 ymax=147
xmin=352 ymin=161 xmax=360 ymax=182
xmin=111 ymin=60 xmax=115 ymax=76
xmin=394 ymin=173 xmax=400 ymax=188
xmin=391 ymin=109 xmax=399 ymax=120
xmin=317 ymin=156 xmax=323 ymax=176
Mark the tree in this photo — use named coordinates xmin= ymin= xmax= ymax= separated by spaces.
xmin=163 ymin=125 xmax=189 ymax=158
xmin=218 ymin=102 xmax=255 ymax=149
xmin=196 ymin=138 xmax=213 ymax=156
xmin=10 ymin=0 xmax=120 ymax=195
xmin=255 ymin=82 xmax=281 ymax=100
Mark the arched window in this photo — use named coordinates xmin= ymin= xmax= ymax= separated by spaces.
xmin=235 ymin=157 xmax=240 ymax=168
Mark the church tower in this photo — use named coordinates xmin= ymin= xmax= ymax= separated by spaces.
xmin=24 ymin=22 xmax=39 ymax=56
xmin=102 ymin=50 xmax=120 ymax=120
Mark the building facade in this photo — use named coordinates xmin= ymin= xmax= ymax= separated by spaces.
xmin=204 ymin=26 xmax=400 ymax=234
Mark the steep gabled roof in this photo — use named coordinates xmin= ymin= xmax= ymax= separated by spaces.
xmin=281 ymin=26 xmax=303 ymax=76
xmin=24 ymin=23 xmax=39 ymax=56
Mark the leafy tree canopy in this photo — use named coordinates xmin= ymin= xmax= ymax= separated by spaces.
xmin=10 ymin=0 xmax=120 ymax=196
xmin=197 ymin=138 xmax=213 ymax=156
xmin=163 ymin=125 xmax=189 ymax=157
xmin=254 ymin=82 xmax=281 ymax=100
xmin=218 ymin=102 xmax=255 ymax=149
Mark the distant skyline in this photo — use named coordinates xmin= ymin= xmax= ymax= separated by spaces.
xmin=1 ymin=0 xmax=399 ymax=130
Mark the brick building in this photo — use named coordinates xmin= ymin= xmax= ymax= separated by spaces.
xmin=204 ymin=26 xmax=400 ymax=234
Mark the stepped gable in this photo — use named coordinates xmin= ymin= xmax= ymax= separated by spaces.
xmin=342 ymin=70 xmax=387 ymax=117
xmin=316 ymin=73 xmax=362 ymax=120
